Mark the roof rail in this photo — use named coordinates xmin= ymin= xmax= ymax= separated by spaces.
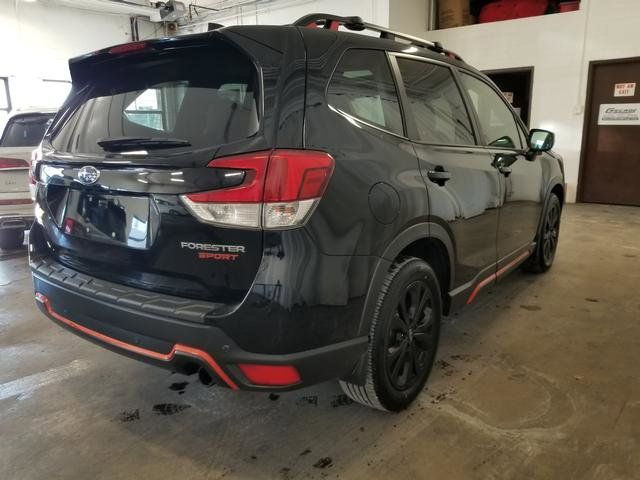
xmin=293 ymin=13 xmax=464 ymax=62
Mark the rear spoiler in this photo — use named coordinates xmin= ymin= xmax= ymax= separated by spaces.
xmin=67 ymin=32 xmax=216 ymax=86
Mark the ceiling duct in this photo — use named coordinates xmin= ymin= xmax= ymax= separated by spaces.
xmin=43 ymin=0 xmax=187 ymax=22
xmin=158 ymin=0 xmax=187 ymax=21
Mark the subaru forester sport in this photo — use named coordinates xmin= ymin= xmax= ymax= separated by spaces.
xmin=30 ymin=14 xmax=564 ymax=411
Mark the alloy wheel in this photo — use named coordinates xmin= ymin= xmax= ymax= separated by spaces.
xmin=542 ymin=202 xmax=560 ymax=264
xmin=385 ymin=280 xmax=436 ymax=391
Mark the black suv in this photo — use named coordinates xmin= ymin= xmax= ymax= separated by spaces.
xmin=30 ymin=14 xmax=564 ymax=411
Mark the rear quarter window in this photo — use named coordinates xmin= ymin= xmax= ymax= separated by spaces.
xmin=327 ymin=49 xmax=404 ymax=136
xmin=51 ymin=43 xmax=260 ymax=155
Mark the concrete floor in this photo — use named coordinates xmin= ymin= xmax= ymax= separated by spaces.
xmin=1 ymin=204 xmax=639 ymax=480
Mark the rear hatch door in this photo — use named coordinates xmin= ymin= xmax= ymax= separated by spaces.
xmin=37 ymin=36 xmax=267 ymax=304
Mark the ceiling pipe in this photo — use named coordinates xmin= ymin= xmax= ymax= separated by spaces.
xmin=41 ymin=0 xmax=170 ymax=22
xmin=184 ymin=0 xmax=314 ymax=27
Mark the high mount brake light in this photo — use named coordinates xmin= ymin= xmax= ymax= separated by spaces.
xmin=180 ymin=150 xmax=334 ymax=230
xmin=108 ymin=42 xmax=149 ymax=55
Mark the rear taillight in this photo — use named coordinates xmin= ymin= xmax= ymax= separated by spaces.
xmin=0 ymin=158 xmax=29 ymax=169
xmin=180 ymin=150 xmax=334 ymax=230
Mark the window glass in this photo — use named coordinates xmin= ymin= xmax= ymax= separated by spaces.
xmin=124 ymin=83 xmax=188 ymax=131
xmin=397 ymin=58 xmax=475 ymax=145
xmin=328 ymin=50 xmax=403 ymax=135
xmin=0 ymin=113 xmax=54 ymax=147
xmin=51 ymin=43 xmax=259 ymax=155
xmin=460 ymin=73 xmax=522 ymax=149
xmin=517 ymin=122 xmax=529 ymax=149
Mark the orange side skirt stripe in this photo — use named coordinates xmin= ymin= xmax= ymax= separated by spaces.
xmin=466 ymin=251 xmax=531 ymax=305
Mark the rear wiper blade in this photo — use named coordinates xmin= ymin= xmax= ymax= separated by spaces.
xmin=97 ymin=137 xmax=191 ymax=152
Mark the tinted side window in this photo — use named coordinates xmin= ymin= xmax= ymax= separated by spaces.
xmin=328 ymin=50 xmax=403 ymax=135
xmin=397 ymin=58 xmax=475 ymax=145
xmin=460 ymin=73 xmax=522 ymax=149
xmin=517 ymin=122 xmax=529 ymax=149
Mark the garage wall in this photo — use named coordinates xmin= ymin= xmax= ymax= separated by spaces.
xmin=390 ymin=0 xmax=640 ymax=203
xmin=388 ymin=0 xmax=430 ymax=36
xmin=181 ymin=0 xmax=389 ymax=32
xmin=0 ymin=1 xmax=139 ymax=124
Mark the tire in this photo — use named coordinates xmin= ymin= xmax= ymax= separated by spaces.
xmin=0 ymin=229 xmax=24 ymax=250
xmin=524 ymin=193 xmax=561 ymax=273
xmin=340 ymin=256 xmax=442 ymax=412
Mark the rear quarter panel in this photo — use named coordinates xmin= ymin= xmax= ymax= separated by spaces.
xmin=299 ymin=29 xmax=430 ymax=258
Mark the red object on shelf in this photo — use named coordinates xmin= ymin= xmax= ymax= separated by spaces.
xmin=559 ymin=1 xmax=580 ymax=13
xmin=479 ymin=0 xmax=549 ymax=23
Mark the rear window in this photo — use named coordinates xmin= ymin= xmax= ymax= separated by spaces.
xmin=51 ymin=43 xmax=260 ymax=155
xmin=1 ymin=114 xmax=54 ymax=147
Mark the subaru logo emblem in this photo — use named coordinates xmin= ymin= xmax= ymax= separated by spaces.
xmin=77 ymin=166 xmax=100 ymax=185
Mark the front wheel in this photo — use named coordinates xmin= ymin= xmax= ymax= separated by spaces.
xmin=524 ymin=193 xmax=561 ymax=273
xmin=340 ymin=257 xmax=442 ymax=412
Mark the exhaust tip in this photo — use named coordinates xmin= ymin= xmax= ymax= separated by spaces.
xmin=198 ymin=368 xmax=216 ymax=386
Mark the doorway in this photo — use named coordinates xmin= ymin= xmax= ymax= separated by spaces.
xmin=579 ymin=58 xmax=640 ymax=206
xmin=484 ymin=67 xmax=533 ymax=126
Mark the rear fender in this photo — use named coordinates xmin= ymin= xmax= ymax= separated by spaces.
xmin=357 ymin=222 xmax=454 ymax=337
xmin=341 ymin=223 xmax=454 ymax=385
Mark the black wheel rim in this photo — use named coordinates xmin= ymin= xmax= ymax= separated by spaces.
xmin=542 ymin=203 xmax=560 ymax=264
xmin=385 ymin=280 xmax=436 ymax=391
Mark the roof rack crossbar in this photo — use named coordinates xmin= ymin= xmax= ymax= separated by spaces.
xmin=292 ymin=13 xmax=463 ymax=62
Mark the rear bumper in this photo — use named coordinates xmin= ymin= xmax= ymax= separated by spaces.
xmin=32 ymin=258 xmax=367 ymax=391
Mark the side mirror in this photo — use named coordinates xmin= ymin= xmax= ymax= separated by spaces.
xmin=528 ymin=129 xmax=555 ymax=153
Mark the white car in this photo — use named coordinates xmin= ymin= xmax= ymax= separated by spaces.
xmin=0 ymin=109 xmax=56 ymax=249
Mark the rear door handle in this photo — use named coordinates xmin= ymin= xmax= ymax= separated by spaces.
xmin=427 ymin=168 xmax=451 ymax=186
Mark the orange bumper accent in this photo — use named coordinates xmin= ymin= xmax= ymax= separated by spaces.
xmin=35 ymin=292 xmax=238 ymax=390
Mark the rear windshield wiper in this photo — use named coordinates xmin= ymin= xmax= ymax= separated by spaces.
xmin=97 ymin=137 xmax=191 ymax=152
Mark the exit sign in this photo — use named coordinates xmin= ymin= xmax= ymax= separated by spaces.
xmin=614 ymin=83 xmax=636 ymax=97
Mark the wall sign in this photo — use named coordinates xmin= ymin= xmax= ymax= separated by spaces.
xmin=614 ymin=83 xmax=636 ymax=97
xmin=598 ymin=103 xmax=640 ymax=125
